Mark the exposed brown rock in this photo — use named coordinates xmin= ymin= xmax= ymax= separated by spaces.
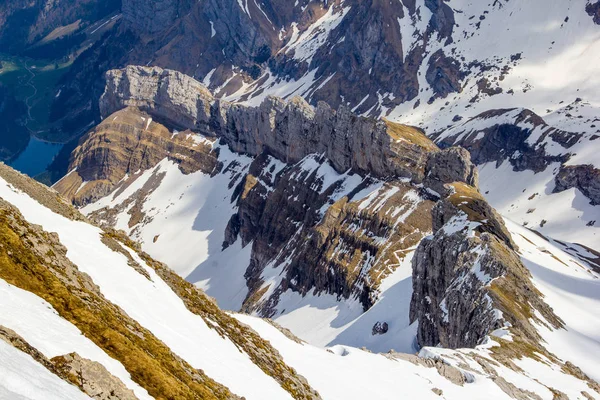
xmin=52 ymin=353 xmax=138 ymax=400
xmin=55 ymin=106 xmax=219 ymax=205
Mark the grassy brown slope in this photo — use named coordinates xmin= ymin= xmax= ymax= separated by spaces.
xmin=0 ymin=201 xmax=239 ymax=400
xmin=105 ymin=230 xmax=321 ymax=400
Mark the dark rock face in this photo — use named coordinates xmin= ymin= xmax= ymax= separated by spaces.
xmin=372 ymin=321 xmax=388 ymax=335
xmin=289 ymin=0 xmax=423 ymax=113
xmin=424 ymin=147 xmax=479 ymax=197
xmin=426 ymin=50 xmax=463 ymax=101
xmin=587 ymin=1 xmax=600 ymax=24
xmin=122 ymin=0 xmax=192 ymax=34
xmin=100 ymin=65 xmax=439 ymax=181
xmin=555 ymin=164 xmax=600 ymax=205
xmin=0 ymin=87 xmax=30 ymax=161
xmin=437 ymin=108 xmax=577 ymax=173
xmin=424 ymin=0 xmax=455 ymax=40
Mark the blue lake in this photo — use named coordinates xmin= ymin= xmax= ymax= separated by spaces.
xmin=9 ymin=137 xmax=63 ymax=177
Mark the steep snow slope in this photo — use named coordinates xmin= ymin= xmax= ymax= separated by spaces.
xmin=77 ymin=147 xmax=425 ymax=353
xmin=82 ymin=150 xmax=255 ymax=311
xmin=0 ymin=279 xmax=151 ymax=399
xmin=507 ymin=220 xmax=600 ymax=382
xmin=0 ymin=177 xmax=297 ymax=400
xmin=435 ymin=103 xmax=600 ymax=249
xmin=1 ymin=164 xmax=599 ymax=399
xmin=0 ymin=339 xmax=91 ymax=400
xmin=479 ymin=160 xmax=598 ymax=248
xmin=267 ymin=250 xmax=417 ymax=352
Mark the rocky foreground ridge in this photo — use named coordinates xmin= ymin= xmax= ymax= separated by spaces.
xmin=55 ymin=66 xmax=561 ymax=355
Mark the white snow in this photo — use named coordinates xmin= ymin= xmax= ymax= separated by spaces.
xmin=235 ymin=313 xmax=521 ymax=400
xmin=0 ymin=339 xmax=91 ymax=400
xmin=478 ymin=161 xmax=599 ymax=249
xmin=0 ymin=177 xmax=294 ymax=400
xmin=507 ymin=219 xmax=600 ymax=382
xmin=0 ymin=279 xmax=151 ymax=400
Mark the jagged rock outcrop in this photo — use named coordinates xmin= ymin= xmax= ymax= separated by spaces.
xmin=227 ymin=160 xmax=436 ymax=312
xmin=99 ymin=66 xmax=439 ymax=182
xmin=38 ymin=0 xmax=464 ymax=163
xmin=554 ymin=164 xmax=600 ymax=205
xmin=410 ymin=182 xmax=561 ymax=349
xmin=587 ymin=1 xmax=600 ymax=25
xmin=55 ymin=107 xmax=219 ymax=205
xmin=424 ymin=147 xmax=479 ymax=197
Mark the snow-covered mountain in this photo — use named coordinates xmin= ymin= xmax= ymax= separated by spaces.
xmin=2 ymin=146 xmax=600 ymax=399
xmin=35 ymin=0 xmax=598 ymax=251
xmin=2 ymin=0 xmax=600 ymax=398
xmin=10 ymin=64 xmax=581 ymax=398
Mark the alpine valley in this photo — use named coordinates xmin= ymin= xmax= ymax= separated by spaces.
xmin=0 ymin=1 xmax=599 ymax=399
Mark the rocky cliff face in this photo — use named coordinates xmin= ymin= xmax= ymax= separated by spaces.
xmin=42 ymin=0 xmax=469 ymax=151
xmin=436 ymin=106 xmax=600 ymax=206
xmin=54 ymin=66 xmax=552 ymax=355
xmin=435 ymin=108 xmax=577 ymax=173
xmin=61 ymin=66 xmax=474 ymax=313
xmin=410 ymin=182 xmax=561 ymax=349
xmin=54 ymin=106 xmax=219 ymax=206
xmin=121 ymin=0 xmax=191 ymax=34
xmin=100 ymin=66 xmax=440 ymax=182
xmin=555 ymin=164 xmax=600 ymax=206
